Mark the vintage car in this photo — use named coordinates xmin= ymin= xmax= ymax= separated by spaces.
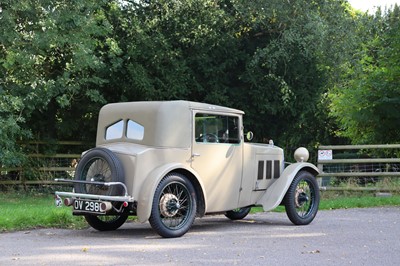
xmin=55 ymin=101 xmax=320 ymax=238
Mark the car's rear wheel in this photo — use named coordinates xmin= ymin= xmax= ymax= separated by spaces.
xmin=149 ymin=173 xmax=197 ymax=238
xmin=284 ymin=171 xmax=320 ymax=225
xmin=225 ymin=207 xmax=251 ymax=220
xmin=85 ymin=214 xmax=129 ymax=231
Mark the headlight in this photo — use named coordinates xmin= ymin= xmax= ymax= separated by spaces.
xmin=294 ymin=147 xmax=309 ymax=162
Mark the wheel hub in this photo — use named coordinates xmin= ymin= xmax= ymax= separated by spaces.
xmin=295 ymin=188 xmax=309 ymax=208
xmin=88 ymin=174 xmax=109 ymax=192
xmin=91 ymin=173 xmax=105 ymax=182
xmin=159 ymin=193 xmax=180 ymax=217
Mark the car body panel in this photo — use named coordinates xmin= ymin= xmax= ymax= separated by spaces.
xmin=255 ymin=162 xmax=319 ymax=211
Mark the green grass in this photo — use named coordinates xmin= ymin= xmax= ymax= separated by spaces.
xmin=319 ymin=195 xmax=400 ymax=210
xmin=1 ymin=192 xmax=399 ymax=232
xmin=0 ymin=193 xmax=86 ymax=232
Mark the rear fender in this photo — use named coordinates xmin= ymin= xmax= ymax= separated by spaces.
xmin=136 ymin=163 xmax=204 ymax=223
xmin=256 ymin=162 xmax=319 ymax=211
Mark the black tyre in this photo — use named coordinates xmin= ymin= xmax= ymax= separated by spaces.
xmin=284 ymin=171 xmax=320 ymax=225
xmin=149 ymin=173 xmax=197 ymax=238
xmin=225 ymin=207 xmax=251 ymax=220
xmin=74 ymin=147 xmax=125 ymax=196
xmin=85 ymin=214 xmax=129 ymax=231
xmin=74 ymin=148 xmax=127 ymax=231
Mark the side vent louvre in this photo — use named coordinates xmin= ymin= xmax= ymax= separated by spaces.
xmin=266 ymin=160 xmax=272 ymax=179
xmin=274 ymin=160 xmax=280 ymax=179
xmin=257 ymin=160 xmax=281 ymax=180
xmin=257 ymin=161 xmax=264 ymax=180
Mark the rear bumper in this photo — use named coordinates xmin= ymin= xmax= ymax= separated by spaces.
xmin=55 ymin=191 xmax=134 ymax=202
xmin=54 ymin=178 xmax=134 ymax=202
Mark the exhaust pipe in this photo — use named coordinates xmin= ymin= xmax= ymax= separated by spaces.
xmin=100 ymin=202 xmax=113 ymax=212
xmin=64 ymin=198 xmax=75 ymax=206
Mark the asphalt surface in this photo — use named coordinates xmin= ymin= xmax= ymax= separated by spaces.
xmin=1 ymin=207 xmax=399 ymax=266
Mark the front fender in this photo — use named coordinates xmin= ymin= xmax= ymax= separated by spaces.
xmin=136 ymin=163 xmax=204 ymax=223
xmin=256 ymin=162 xmax=319 ymax=211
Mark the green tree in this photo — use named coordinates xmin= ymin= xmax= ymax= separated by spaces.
xmin=0 ymin=0 xmax=117 ymax=163
xmin=225 ymin=0 xmax=357 ymax=148
xmin=0 ymin=0 xmax=362 ymax=167
xmin=330 ymin=5 xmax=400 ymax=144
xmin=109 ymin=0 xmax=244 ymax=104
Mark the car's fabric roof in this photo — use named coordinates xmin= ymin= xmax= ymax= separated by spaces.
xmin=97 ymin=101 xmax=244 ymax=148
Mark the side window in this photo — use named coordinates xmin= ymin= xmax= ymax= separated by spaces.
xmin=105 ymin=120 xmax=124 ymax=140
xmin=195 ymin=114 xmax=240 ymax=144
xmin=126 ymin=120 xmax=144 ymax=140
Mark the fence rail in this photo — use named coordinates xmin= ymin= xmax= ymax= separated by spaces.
xmin=317 ymin=144 xmax=400 ymax=192
xmin=0 ymin=141 xmax=89 ymax=186
xmin=0 ymin=154 xmax=81 ymax=185
xmin=2 ymin=142 xmax=400 ymax=192
xmin=318 ymin=144 xmax=400 ymax=149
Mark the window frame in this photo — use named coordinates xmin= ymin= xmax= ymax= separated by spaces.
xmin=194 ymin=112 xmax=241 ymax=144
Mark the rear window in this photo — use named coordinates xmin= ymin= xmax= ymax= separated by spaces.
xmin=105 ymin=119 xmax=144 ymax=141
xmin=127 ymin=120 xmax=144 ymax=140
xmin=105 ymin=120 xmax=124 ymax=140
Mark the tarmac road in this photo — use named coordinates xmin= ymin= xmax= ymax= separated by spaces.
xmin=0 ymin=207 xmax=399 ymax=266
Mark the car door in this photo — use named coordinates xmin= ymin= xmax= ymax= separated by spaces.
xmin=191 ymin=111 xmax=243 ymax=212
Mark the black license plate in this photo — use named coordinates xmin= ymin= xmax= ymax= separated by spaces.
xmin=73 ymin=199 xmax=105 ymax=214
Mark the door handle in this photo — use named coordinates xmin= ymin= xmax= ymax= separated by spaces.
xmin=191 ymin=153 xmax=201 ymax=158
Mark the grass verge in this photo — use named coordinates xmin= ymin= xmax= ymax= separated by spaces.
xmin=0 ymin=193 xmax=86 ymax=232
xmin=1 ymin=192 xmax=399 ymax=232
xmin=319 ymin=194 xmax=400 ymax=210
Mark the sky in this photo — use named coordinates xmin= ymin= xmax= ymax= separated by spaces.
xmin=348 ymin=0 xmax=400 ymax=13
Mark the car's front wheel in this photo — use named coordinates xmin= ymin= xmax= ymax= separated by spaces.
xmin=149 ymin=173 xmax=197 ymax=238
xmin=284 ymin=171 xmax=320 ymax=225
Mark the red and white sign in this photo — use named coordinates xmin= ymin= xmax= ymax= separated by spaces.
xmin=318 ymin=150 xmax=332 ymax=160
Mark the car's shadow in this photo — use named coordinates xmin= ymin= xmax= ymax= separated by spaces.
xmin=75 ymin=213 xmax=292 ymax=240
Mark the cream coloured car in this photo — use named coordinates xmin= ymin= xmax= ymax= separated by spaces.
xmin=55 ymin=101 xmax=320 ymax=238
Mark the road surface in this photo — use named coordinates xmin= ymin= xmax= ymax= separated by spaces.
xmin=1 ymin=207 xmax=399 ymax=265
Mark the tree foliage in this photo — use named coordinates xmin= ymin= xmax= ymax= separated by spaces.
xmin=228 ymin=0 xmax=356 ymax=147
xmin=0 ymin=0 xmax=391 ymax=166
xmin=1 ymin=0 xmax=114 ymax=162
xmin=330 ymin=5 xmax=400 ymax=144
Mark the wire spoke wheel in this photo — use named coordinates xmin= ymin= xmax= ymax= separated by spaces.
xmin=159 ymin=182 xmax=190 ymax=229
xmin=83 ymin=158 xmax=112 ymax=195
xmin=84 ymin=214 xmax=128 ymax=231
xmin=225 ymin=207 xmax=251 ymax=220
xmin=74 ymin=148 xmax=127 ymax=231
xmin=74 ymin=148 xmax=125 ymax=196
xmin=149 ymin=173 xmax=197 ymax=238
xmin=294 ymin=180 xmax=313 ymax=218
xmin=284 ymin=171 xmax=320 ymax=225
